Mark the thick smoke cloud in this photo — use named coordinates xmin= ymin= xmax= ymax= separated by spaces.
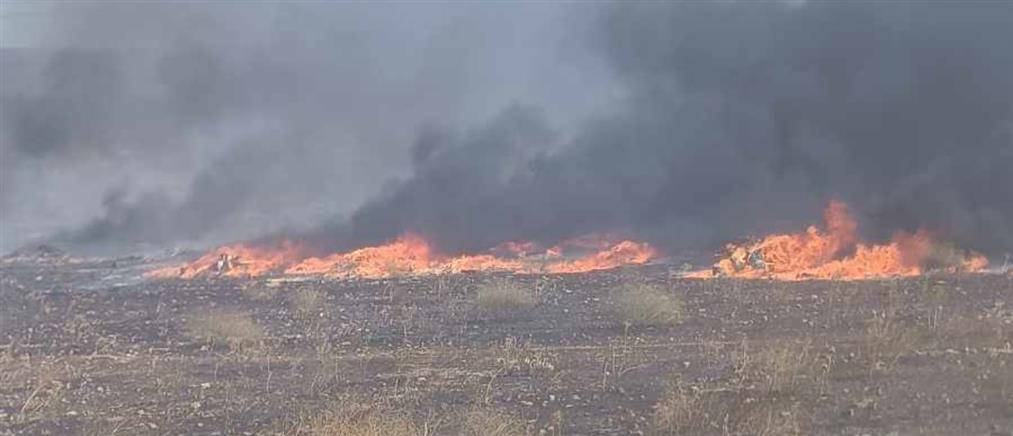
xmin=317 ymin=1 xmax=1013 ymax=256
xmin=1 ymin=3 xmax=608 ymax=254
xmin=5 ymin=1 xmax=1013 ymax=257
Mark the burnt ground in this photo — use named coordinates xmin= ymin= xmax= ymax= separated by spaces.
xmin=1 ymin=258 xmax=1011 ymax=435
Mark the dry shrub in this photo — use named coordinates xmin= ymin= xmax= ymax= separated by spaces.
xmin=652 ymin=340 xmax=819 ymax=435
xmin=652 ymin=384 xmax=803 ymax=436
xmin=185 ymin=308 xmax=265 ymax=352
xmin=11 ymin=363 xmax=66 ymax=425
xmin=653 ymin=380 xmax=711 ymax=435
xmin=302 ymin=409 xmax=420 ymax=436
xmin=294 ymin=399 xmax=437 ymax=436
xmin=735 ymin=339 xmax=820 ymax=394
xmin=473 ymin=279 xmax=537 ymax=315
xmin=860 ymin=312 xmax=919 ymax=371
xmin=612 ymin=283 xmax=683 ymax=327
xmin=242 ymin=284 xmax=279 ymax=301
xmin=734 ymin=401 xmax=802 ymax=436
xmin=290 ymin=288 xmax=325 ymax=319
xmin=461 ymin=408 xmax=526 ymax=436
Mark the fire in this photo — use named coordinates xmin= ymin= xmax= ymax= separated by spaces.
xmin=689 ymin=200 xmax=988 ymax=280
xmin=146 ymin=240 xmax=305 ymax=279
xmin=148 ymin=233 xmax=658 ymax=279
xmin=285 ymin=233 xmax=434 ymax=278
xmin=546 ymin=240 xmax=657 ymax=274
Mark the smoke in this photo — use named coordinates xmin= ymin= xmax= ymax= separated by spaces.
xmin=1 ymin=3 xmax=610 ymax=254
xmin=5 ymin=1 xmax=1013 ymax=256
xmin=316 ymin=1 xmax=1013 ymax=256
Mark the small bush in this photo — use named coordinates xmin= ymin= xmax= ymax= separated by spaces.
xmin=461 ymin=408 xmax=526 ymax=436
xmin=735 ymin=340 xmax=819 ymax=394
xmin=303 ymin=409 xmax=420 ymax=436
xmin=861 ymin=312 xmax=919 ymax=371
xmin=473 ymin=279 xmax=537 ymax=315
xmin=612 ymin=283 xmax=683 ymax=327
xmin=290 ymin=288 xmax=325 ymax=319
xmin=293 ymin=399 xmax=438 ymax=436
xmin=242 ymin=284 xmax=279 ymax=301
xmin=653 ymin=380 xmax=710 ymax=434
xmin=735 ymin=401 xmax=802 ymax=436
xmin=185 ymin=308 xmax=265 ymax=351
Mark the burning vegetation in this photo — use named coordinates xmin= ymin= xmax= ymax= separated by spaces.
xmin=149 ymin=200 xmax=988 ymax=281
xmin=688 ymin=200 xmax=988 ymax=280
xmin=147 ymin=233 xmax=658 ymax=279
xmin=148 ymin=201 xmax=988 ymax=282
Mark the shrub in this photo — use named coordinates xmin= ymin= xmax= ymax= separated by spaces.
xmin=185 ymin=308 xmax=265 ymax=351
xmin=473 ymin=279 xmax=537 ymax=316
xmin=290 ymin=288 xmax=325 ymax=319
xmin=612 ymin=283 xmax=683 ymax=327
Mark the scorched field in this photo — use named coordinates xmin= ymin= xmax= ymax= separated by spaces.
xmin=1 ymin=257 xmax=1011 ymax=435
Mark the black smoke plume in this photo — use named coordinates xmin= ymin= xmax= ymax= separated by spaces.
xmin=5 ymin=1 xmax=1013 ymax=257
xmin=313 ymin=1 xmax=1013 ymax=257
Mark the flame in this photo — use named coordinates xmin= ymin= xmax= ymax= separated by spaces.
xmin=546 ymin=240 xmax=657 ymax=274
xmin=148 ymin=233 xmax=659 ymax=279
xmin=286 ymin=233 xmax=434 ymax=278
xmin=146 ymin=240 xmax=304 ymax=279
xmin=689 ymin=200 xmax=988 ymax=280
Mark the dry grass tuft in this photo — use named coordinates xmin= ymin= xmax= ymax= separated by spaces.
xmin=290 ymin=288 xmax=325 ymax=319
xmin=473 ymin=279 xmax=537 ymax=315
xmin=735 ymin=401 xmax=803 ymax=436
xmin=301 ymin=409 xmax=421 ymax=436
xmin=860 ymin=311 xmax=919 ymax=371
xmin=612 ymin=283 xmax=683 ymax=327
xmin=242 ymin=285 xmax=280 ymax=301
xmin=735 ymin=339 xmax=820 ymax=394
xmin=653 ymin=379 xmax=711 ymax=435
xmin=460 ymin=408 xmax=526 ymax=436
xmin=653 ymin=339 xmax=819 ymax=435
xmin=185 ymin=308 xmax=265 ymax=352
xmin=652 ymin=383 xmax=803 ymax=436
xmin=291 ymin=399 xmax=439 ymax=436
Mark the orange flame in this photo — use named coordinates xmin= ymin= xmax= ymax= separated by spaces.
xmin=286 ymin=233 xmax=434 ymax=278
xmin=148 ymin=233 xmax=659 ymax=280
xmin=546 ymin=240 xmax=657 ymax=274
xmin=689 ymin=200 xmax=988 ymax=280
xmin=146 ymin=240 xmax=304 ymax=279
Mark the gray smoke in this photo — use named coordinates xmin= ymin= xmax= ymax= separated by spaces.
xmin=4 ymin=1 xmax=1012 ymax=257
xmin=1 ymin=3 xmax=607 ymax=254
xmin=316 ymin=1 xmax=1013 ymax=256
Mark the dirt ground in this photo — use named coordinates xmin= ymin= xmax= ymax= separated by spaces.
xmin=1 ymin=258 xmax=1011 ymax=435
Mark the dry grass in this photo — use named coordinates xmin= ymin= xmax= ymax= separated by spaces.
xmin=611 ymin=283 xmax=683 ymax=327
xmin=860 ymin=311 xmax=919 ymax=371
xmin=460 ymin=408 xmax=526 ymax=436
xmin=653 ymin=339 xmax=818 ymax=435
xmin=185 ymin=308 xmax=265 ymax=352
xmin=734 ymin=402 xmax=802 ymax=436
xmin=735 ymin=339 xmax=821 ymax=394
xmin=299 ymin=408 xmax=424 ymax=436
xmin=8 ymin=362 xmax=67 ymax=426
xmin=290 ymin=288 xmax=325 ymax=319
xmin=289 ymin=402 xmax=523 ymax=436
xmin=242 ymin=284 xmax=280 ymax=301
xmin=652 ymin=382 xmax=803 ymax=436
xmin=653 ymin=379 xmax=711 ymax=435
xmin=473 ymin=279 xmax=537 ymax=315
